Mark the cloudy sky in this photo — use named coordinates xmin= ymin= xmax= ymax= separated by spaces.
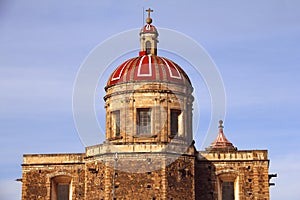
xmin=0 ymin=0 xmax=299 ymax=199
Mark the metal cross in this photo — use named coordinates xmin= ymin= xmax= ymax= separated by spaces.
xmin=146 ymin=8 xmax=153 ymax=18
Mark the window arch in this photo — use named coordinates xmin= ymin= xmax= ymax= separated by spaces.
xmin=216 ymin=170 xmax=239 ymax=200
xmin=51 ymin=175 xmax=72 ymax=200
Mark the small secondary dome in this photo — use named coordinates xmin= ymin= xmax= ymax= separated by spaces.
xmin=140 ymin=24 xmax=158 ymax=35
xmin=140 ymin=8 xmax=158 ymax=35
xmin=207 ymin=120 xmax=236 ymax=151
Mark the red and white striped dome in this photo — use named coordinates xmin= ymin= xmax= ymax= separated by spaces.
xmin=106 ymin=55 xmax=191 ymax=88
xmin=140 ymin=24 xmax=158 ymax=35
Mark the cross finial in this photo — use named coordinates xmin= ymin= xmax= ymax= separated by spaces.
xmin=146 ymin=8 xmax=153 ymax=18
xmin=145 ymin=8 xmax=153 ymax=24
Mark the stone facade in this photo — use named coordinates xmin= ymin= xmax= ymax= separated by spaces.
xmin=195 ymin=150 xmax=270 ymax=200
xmin=21 ymin=148 xmax=270 ymax=200
xmin=20 ymin=10 xmax=273 ymax=200
xmin=21 ymin=154 xmax=85 ymax=200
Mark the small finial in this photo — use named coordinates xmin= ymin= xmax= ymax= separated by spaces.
xmin=145 ymin=8 xmax=153 ymax=24
xmin=114 ymin=152 xmax=118 ymax=161
xmin=219 ymin=120 xmax=224 ymax=128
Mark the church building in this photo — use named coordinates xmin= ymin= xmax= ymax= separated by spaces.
xmin=20 ymin=9 xmax=273 ymax=200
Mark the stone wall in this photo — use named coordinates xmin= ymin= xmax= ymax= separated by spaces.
xmin=195 ymin=150 xmax=270 ymax=200
xmin=84 ymin=153 xmax=195 ymax=200
xmin=21 ymin=150 xmax=270 ymax=200
xmin=84 ymin=160 xmax=106 ymax=200
xmin=22 ymin=154 xmax=85 ymax=200
xmin=22 ymin=153 xmax=198 ymax=200
xmin=166 ymin=156 xmax=195 ymax=200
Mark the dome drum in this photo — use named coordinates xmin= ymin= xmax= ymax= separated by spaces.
xmin=104 ymin=81 xmax=194 ymax=145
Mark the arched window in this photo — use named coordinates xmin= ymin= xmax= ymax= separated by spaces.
xmin=51 ymin=175 xmax=72 ymax=200
xmin=216 ymin=171 xmax=239 ymax=200
xmin=146 ymin=41 xmax=151 ymax=54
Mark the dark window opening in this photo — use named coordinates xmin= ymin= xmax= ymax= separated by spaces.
xmin=137 ymin=108 xmax=151 ymax=135
xmin=171 ymin=110 xmax=181 ymax=137
xmin=222 ymin=181 xmax=234 ymax=200
xmin=57 ymin=184 xmax=69 ymax=200
xmin=112 ymin=110 xmax=120 ymax=137
xmin=146 ymin=41 xmax=151 ymax=54
xmin=51 ymin=175 xmax=71 ymax=200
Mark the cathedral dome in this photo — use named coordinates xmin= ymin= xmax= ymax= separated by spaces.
xmin=106 ymin=55 xmax=191 ymax=88
xmin=103 ymin=8 xmax=194 ymax=147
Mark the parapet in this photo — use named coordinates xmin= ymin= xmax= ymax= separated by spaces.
xmin=22 ymin=153 xmax=85 ymax=165
xmin=198 ymin=150 xmax=268 ymax=161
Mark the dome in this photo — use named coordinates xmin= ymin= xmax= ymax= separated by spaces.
xmin=106 ymin=55 xmax=191 ymax=88
xmin=103 ymin=9 xmax=194 ymax=147
xmin=140 ymin=24 xmax=158 ymax=35
xmin=106 ymin=9 xmax=192 ymax=90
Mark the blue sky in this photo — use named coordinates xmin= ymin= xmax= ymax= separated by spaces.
xmin=0 ymin=0 xmax=300 ymax=199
